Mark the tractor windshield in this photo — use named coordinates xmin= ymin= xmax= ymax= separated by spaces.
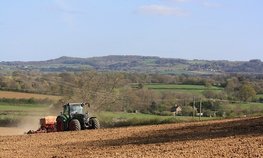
xmin=70 ymin=105 xmax=84 ymax=114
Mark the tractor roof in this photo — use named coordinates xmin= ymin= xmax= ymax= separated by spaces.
xmin=64 ymin=103 xmax=84 ymax=106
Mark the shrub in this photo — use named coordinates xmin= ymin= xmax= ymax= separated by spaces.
xmin=181 ymin=106 xmax=195 ymax=116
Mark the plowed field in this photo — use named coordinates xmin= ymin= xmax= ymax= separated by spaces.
xmin=1 ymin=117 xmax=263 ymax=158
xmin=0 ymin=90 xmax=60 ymax=101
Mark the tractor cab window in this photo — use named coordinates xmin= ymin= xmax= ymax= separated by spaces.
xmin=63 ymin=105 xmax=69 ymax=114
xmin=70 ymin=105 xmax=83 ymax=114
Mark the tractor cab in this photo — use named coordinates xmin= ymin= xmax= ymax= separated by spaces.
xmin=63 ymin=103 xmax=85 ymax=116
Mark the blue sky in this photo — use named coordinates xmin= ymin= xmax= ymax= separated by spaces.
xmin=0 ymin=0 xmax=262 ymax=61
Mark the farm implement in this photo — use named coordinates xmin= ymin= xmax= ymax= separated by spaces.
xmin=27 ymin=102 xmax=100 ymax=134
xmin=27 ymin=116 xmax=57 ymax=134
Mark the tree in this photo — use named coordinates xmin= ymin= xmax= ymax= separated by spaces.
xmin=148 ymin=101 xmax=158 ymax=113
xmin=225 ymin=77 xmax=240 ymax=99
xmin=181 ymin=106 xmax=195 ymax=116
xmin=67 ymin=71 xmax=125 ymax=111
xmin=137 ymin=83 xmax=144 ymax=89
xmin=203 ymin=90 xmax=216 ymax=99
xmin=239 ymin=83 xmax=256 ymax=102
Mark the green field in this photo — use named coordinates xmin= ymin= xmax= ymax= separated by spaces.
xmin=219 ymin=102 xmax=263 ymax=117
xmin=0 ymin=103 xmax=49 ymax=112
xmin=0 ymin=102 xmax=51 ymax=126
xmin=142 ymin=83 xmax=223 ymax=95
xmin=97 ymin=111 xmax=219 ymax=128
xmin=256 ymin=94 xmax=263 ymax=99
xmin=222 ymin=102 xmax=263 ymax=111
xmin=145 ymin=84 xmax=222 ymax=90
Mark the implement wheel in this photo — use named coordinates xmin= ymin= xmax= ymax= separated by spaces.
xmin=69 ymin=119 xmax=81 ymax=131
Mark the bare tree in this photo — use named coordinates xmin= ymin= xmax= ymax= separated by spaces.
xmin=68 ymin=71 xmax=125 ymax=111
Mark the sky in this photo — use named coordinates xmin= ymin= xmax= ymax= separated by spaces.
xmin=0 ymin=0 xmax=263 ymax=61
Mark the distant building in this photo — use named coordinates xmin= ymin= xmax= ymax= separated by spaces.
xmin=171 ymin=104 xmax=182 ymax=116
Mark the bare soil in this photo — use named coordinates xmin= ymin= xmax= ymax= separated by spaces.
xmin=0 ymin=90 xmax=61 ymax=101
xmin=1 ymin=117 xmax=263 ymax=158
xmin=0 ymin=127 xmax=25 ymax=136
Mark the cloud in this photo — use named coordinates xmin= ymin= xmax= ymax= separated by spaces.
xmin=139 ymin=5 xmax=189 ymax=16
xmin=165 ymin=0 xmax=222 ymax=8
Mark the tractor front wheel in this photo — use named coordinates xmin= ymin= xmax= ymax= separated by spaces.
xmin=69 ymin=119 xmax=81 ymax=131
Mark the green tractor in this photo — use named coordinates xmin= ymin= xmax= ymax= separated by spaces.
xmin=56 ymin=103 xmax=100 ymax=131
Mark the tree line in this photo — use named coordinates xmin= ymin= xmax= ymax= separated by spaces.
xmin=0 ymin=71 xmax=263 ymax=116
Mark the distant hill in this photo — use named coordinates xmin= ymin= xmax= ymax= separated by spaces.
xmin=0 ymin=55 xmax=263 ymax=74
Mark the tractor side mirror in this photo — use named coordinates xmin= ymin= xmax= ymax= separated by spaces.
xmin=84 ymin=102 xmax=90 ymax=108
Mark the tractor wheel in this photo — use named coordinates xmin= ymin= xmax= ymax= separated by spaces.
xmin=56 ymin=117 xmax=64 ymax=132
xmin=69 ymin=119 xmax=81 ymax=131
xmin=90 ymin=118 xmax=100 ymax=129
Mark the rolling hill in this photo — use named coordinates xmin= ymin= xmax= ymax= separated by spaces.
xmin=0 ymin=55 xmax=263 ymax=74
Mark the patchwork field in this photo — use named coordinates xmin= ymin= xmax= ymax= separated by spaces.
xmin=0 ymin=117 xmax=262 ymax=158
xmin=0 ymin=91 xmax=56 ymax=127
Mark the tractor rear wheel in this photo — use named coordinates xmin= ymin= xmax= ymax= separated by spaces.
xmin=56 ymin=117 xmax=64 ymax=132
xmin=69 ymin=119 xmax=81 ymax=131
xmin=90 ymin=118 xmax=100 ymax=129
